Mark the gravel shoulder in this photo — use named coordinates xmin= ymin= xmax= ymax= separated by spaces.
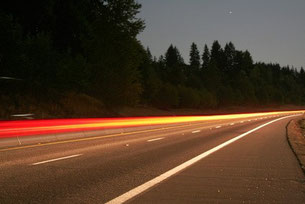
xmin=287 ymin=116 xmax=305 ymax=172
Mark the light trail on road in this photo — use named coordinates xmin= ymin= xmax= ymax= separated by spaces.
xmin=1 ymin=111 xmax=304 ymax=203
xmin=0 ymin=110 xmax=303 ymax=138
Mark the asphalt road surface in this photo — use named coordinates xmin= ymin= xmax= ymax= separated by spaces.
xmin=1 ymin=114 xmax=305 ymax=203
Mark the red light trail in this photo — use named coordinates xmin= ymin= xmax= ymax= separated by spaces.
xmin=0 ymin=110 xmax=303 ymax=138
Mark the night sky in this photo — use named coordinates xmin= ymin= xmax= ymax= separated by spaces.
xmin=137 ymin=0 xmax=305 ymax=69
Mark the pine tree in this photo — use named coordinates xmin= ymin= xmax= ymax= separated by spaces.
xmin=174 ymin=46 xmax=184 ymax=64
xmin=189 ymin=42 xmax=200 ymax=71
xmin=165 ymin=44 xmax=183 ymax=67
xmin=224 ymin=42 xmax=236 ymax=73
xmin=210 ymin=41 xmax=222 ymax=63
xmin=164 ymin=45 xmax=185 ymax=85
xmin=201 ymin=44 xmax=210 ymax=70
xmin=210 ymin=40 xmax=225 ymax=71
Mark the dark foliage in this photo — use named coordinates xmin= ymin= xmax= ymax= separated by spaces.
xmin=0 ymin=0 xmax=144 ymax=107
xmin=0 ymin=1 xmax=304 ymax=113
xmin=141 ymin=40 xmax=305 ymax=108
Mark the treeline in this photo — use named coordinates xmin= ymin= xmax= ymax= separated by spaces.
xmin=1 ymin=0 xmax=305 ymax=112
xmin=141 ymin=42 xmax=305 ymax=108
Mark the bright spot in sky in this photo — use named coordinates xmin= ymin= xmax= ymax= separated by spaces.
xmin=229 ymin=11 xmax=233 ymax=14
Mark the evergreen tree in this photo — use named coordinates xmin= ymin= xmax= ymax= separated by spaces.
xmin=164 ymin=45 xmax=185 ymax=85
xmin=165 ymin=44 xmax=184 ymax=67
xmin=186 ymin=42 xmax=201 ymax=88
xmin=224 ymin=42 xmax=236 ymax=73
xmin=82 ymin=0 xmax=145 ymax=106
xmin=189 ymin=42 xmax=200 ymax=72
xmin=210 ymin=40 xmax=224 ymax=70
xmin=201 ymin=44 xmax=210 ymax=70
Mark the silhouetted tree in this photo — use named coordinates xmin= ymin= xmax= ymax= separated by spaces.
xmin=189 ymin=42 xmax=200 ymax=73
xmin=164 ymin=45 xmax=185 ymax=85
xmin=201 ymin=44 xmax=210 ymax=70
xmin=224 ymin=42 xmax=236 ymax=74
xmin=210 ymin=40 xmax=225 ymax=70
xmin=165 ymin=45 xmax=184 ymax=67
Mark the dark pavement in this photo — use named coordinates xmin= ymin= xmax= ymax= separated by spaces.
xmin=131 ymin=116 xmax=305 ymax=203
xmin=0 ymin=114 xmax=304 ymax=203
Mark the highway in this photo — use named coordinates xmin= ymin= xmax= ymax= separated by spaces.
xmin=1 ymin=113 xmax=305 ymax=203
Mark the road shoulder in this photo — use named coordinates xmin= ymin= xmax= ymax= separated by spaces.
xmin=287 ymin=118 xmax=305 ymax=172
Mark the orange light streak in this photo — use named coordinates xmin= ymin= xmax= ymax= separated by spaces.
xmin=0 ymin=110 xmax=303 ymax=138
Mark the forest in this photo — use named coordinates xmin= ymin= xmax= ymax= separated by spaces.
xmin=1 ymin=0 xmax=305 ymax=118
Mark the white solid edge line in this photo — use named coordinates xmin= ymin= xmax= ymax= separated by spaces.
xmin=31 ymin=154 xmax=82 ymax=166
xmin=105 ymin=114 xmax=300 ymax=204
xmin=147 ymin=137 xmax=164 ymax=142
xmin=191 ymin=130 xmax=201 ymax=133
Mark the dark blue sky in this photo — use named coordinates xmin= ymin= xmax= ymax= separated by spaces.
xmin=137 ymin=0 xmax=305 ymax=68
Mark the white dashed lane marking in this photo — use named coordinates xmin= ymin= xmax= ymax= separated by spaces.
xmin=147 ymin=137 xmax=164 ymax=142
xmin=31 ymin=154 xmax=82 ymax=166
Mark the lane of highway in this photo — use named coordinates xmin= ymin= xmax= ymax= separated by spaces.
xmin=0 ymin=115 xmax=281 ymax=166
xmin=130 ymin=115 xmax=305 ymax=203
xmin=0 ymin=113 xmax=304 ymax=203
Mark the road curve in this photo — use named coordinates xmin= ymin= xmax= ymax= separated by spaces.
xmin=0 ymin=114 xmax=304 ymax=203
